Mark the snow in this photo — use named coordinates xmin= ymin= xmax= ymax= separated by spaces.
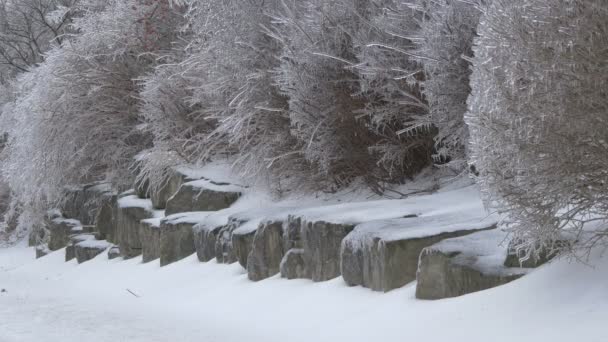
xmin=1 ymin=243 xmax=607 ymax=342
xmin=184 ymin=178 xmax=244 ymax=193
xmin=75 ymin=239 xmax=113 ymax=249
xmin=427 ymin=229 xmax=530 ymax=276
xmin=162 ymin=211 xmax=215 ymax=225
xmin=118 ymin=195 xmax=153 ymax=210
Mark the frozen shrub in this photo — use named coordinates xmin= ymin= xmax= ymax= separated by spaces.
xmin=467 ymin=0 xmax=608 ymax=259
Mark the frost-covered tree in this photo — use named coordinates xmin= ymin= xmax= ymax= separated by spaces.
xmin=143 ymin=0 xmax=309 ymax=191
xmin=354 ymin=0 xmax=434 ymax=183
xmin=273 ymin=0 xmax=383 ymax=190
xmin=413 ymin=0 xmax=486 ymax=168
xmin=1 ymin=0 xmax=184 ymax=236
xmin=467 ymin=0 xmax=608 ymax=259
xmin=0 ymin=0 xmax=76 ymax=78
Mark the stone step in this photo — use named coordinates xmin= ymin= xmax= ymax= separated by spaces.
xmin=75 ymin=239 xmax=113 ymax=263
xmin=341 ymin=217 xmax=497 ymax=292
xmin=66 ymin=233 xmax=97 ymax=261
xmin=107 ymin=246 xmax=121 ymax=260
xmin=165 ymin=180 xmax=242 ymax=216
xmin=48 ymin=217 xmax=83 ymax=251
xmin=159 ymin=212 xmax=210 ymax=266
xmin=140 ymin=218 xmax=161 ymax=263
xmin=35 ymin=244 xmax=51 ymax=259
xmin=116 ymin=195 xmax=157 ymax=259
xmin=415 ymin=229 xmax=529 ymax=300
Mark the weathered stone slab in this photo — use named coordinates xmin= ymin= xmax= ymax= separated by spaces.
xmin=280 ymin=249 xmax=309 ymax=279
xmin=301 ymin=220 xmax=355 ymax=282
xmin=95 ymin=194 xmax=117 ymax=242
xmin=341 ymin=217 xmax=497 ymax=292
xmin=215 ymin=217 xmax=247 ymax=264
xmin=35 ymin=244 xmax=51 ymax=259
xmin=48 ymin=217 xmax=83 ymax=251
xmin=416 ymin=229 xmax=529 ymax=300
xmin=62 ymin=182 xmax=115 ymax=225
xmin=108 ymin=246 xmax=121 ymax=260
xmin=116 ymin=195 xmax=156 ymax=259
xmin=140 ymin=218 xmax=162 ymax=263
xmin=66 ymin=234 xmax=96 ymax=261
xmin=193 ymin=223 xmax=223 ymax=262
xmin=233 ymin=228 xmax=256 ymax=270
xmin=247 ymin=220 xmax=285 ymax=281
xmin=151 ymin=169 xmax=190 ymax=210
xmin=159 ymin=212 xmax=209 ymax=266
xmin=75 ymin=239 xmax=113 ymax=263
xmin=165 ymin=180 xmax=242 ymax=216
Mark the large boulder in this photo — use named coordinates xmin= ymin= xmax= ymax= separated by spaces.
xmin=215 ymin=217 xmax=247 ymax=264
xmin=233 ymin=226 xmax=257 ymax=270
xmin=416 ymin=229 xmax=529 ymax=300
xmin=108 ymin=246 xmax=121 ymax=260
xmin=165 ymin=179 xmax=242 ymax=216
xmin=48 ymin=217 xmax=83 ymax=251
xmin=94 ymin=194 xmax=117 ymax=242
xmin=35 ymin=244 xmax=51 ymax=259
xmin=151 ymin=169 xmax=189 ymax=210
xmin=66 ymin=234 xmax=96 ymax=261
xmin=116 ymin=195 xmax=157 ymax=259
xmin=62 ymin=182 xmax=115 ymax=225
xmin=193 ymin=223 xmax=223 ymax=262
xmin=301 ymin=220 xmax=355 ymax=282
xmin=140 ymin=218 xmax=162 ymax=263
xmin=75 ymin=239 xmax=113 ymax=263
xmin=341 ymin=217 xmax=497 ymax=292
xmin=280 ymin=249 xmax=310 ymax=279
xmin=247 ymin=220 xmax=285 ymax=281
xmin=159 ymin=212 xmax=210 ymax=266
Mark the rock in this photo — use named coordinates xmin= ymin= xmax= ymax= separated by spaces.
xmin=140 ymin=218 xmax=162 ymax=263
xmin=75 ymin=239 xmax=113 ymax=263
xmin=301 ymin=220 xmax=356 ymax=282
xmin=116 ymin=195 xmax=156 ymax=259
xmin=95 ymin=194 xmax=117 ymax=242
xmin=193 ymin=223 xmax=223 ymax=262
xmin=247 ymin=220 xmax=285 ymax=281
xmin=108 ymin=246 xmax=121 ymax=260
xmin=215 ymin=217 xmax=247 ymax=264
xmin=62 ymin=182 xmax=115 ymax=225
xmin=165 ymin=180 xmax=242 ymax=216
xmin=35 ymin=244 xmax=51 ymax=259
xmin=233 ymin=228 xmax=256 ymax=270
xmin=66 ymin=234 xmax=96 ymax=261
xmin=159 ymin=212 xmax=208 ymax=266
xmin=151 ymin=169 xmax=189 ymax=210
xmin=280 ymin=249 xmax=310 ymax=279
xmin=48 ymin=218 xmax=83 ymax=251
xmin=503 ymin=238 xmax=563 ymax=268
xmin=415 ymin=229 xmax=528 ymax=300
xmin=134 ymin=178 xmax=150 ymax=199
xmin=341 ymin=217 xmax=497 ymax=292
xmin=283 ymin=215 xmax=303 ymax=251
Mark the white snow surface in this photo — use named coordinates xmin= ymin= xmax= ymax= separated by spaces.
xmin=118 ymin=195 xmax=154 ymax=210
xmin=1 ymin=242 xmax=607 ymax=342
xmin=75 ymin=239 xmax=113 ymax=249
xmin=427 ymin=229 xmax=529 ymax=276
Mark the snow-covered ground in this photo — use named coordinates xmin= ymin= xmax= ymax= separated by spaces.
xmin=0 ymin=241 xmax=607 ymax=342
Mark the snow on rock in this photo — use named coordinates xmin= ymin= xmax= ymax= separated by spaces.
xmin=416 ymin=229 xmax=530 ymax=300
xmin=340 ymin=193 xmax=498 ymax=292
xmin=117 ymin=195 xmax=156 ymax=258
xmin=47 ymin=217 xmax=83 ymax=251
xmin=75 ymin=239 xmax=113 ymax=264
xmin=65 ymin=234 xmax=96 ymax=262
xmin=164 ymin=181 xmax=242 ymax=216
xmin=62 ymin=182 xmax=116 ymax=226
xmin=158 ymin=212 xmax=208 ymax=266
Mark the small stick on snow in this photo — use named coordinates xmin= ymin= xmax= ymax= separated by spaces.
xmin=126 ymin=289 xmax=140 ymax=298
